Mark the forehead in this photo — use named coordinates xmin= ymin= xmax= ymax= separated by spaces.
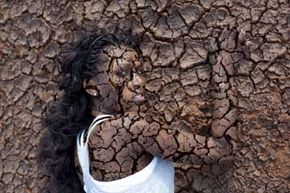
xmin=103 ymin=45 xmax=138 ymax=60
xmin=95 ymin=45 xmax=139 ymax=72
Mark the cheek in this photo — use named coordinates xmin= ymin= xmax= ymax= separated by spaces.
xmin=97 ymin=84 xmax=122 ymax=114
xmin=122 ymin=86 xmax=134 ymax=101
xmin=97 ymin=84 xmax=114 ymax=99
xmin=102 ymin=91 xmax=121 ymax=114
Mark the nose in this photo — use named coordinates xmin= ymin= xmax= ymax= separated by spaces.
xmin=128 ymin=73 xmax=146 ymax=89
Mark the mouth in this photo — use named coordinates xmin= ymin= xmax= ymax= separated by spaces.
xmin=133 ymin=93 xmax=146 ymax=102
xmin=122 ymin=85 xmax=159 ymax=105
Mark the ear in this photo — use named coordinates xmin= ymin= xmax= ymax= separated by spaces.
xmin=83 ymin=79 xmax=99 ymax=96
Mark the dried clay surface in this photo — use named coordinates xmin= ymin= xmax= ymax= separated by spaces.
xmin=0 ymin=0 xmax=290 ymax=193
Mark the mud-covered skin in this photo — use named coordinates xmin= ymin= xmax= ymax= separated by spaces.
xmin=79 ymin=42 xmax=232 ymax=181
xmin=84 ymin=28 xmax=241 ymax=188
xmin=83 ymin=45 xmax=147 ymax=115
xmin=87 ymin=112 xmax=232 ymax=181
xmin=1 ymin=1 xmax=290 ymax=193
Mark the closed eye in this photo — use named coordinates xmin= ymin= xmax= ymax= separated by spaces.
xmin=115 ymin=69 xmax=130 ymax=78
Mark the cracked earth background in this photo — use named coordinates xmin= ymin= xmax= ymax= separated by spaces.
xmin=0 ymin=0 xmax=289 ymax=193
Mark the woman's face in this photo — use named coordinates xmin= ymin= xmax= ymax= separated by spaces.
xmin=83 ymin=45 xmax=148 ymax=115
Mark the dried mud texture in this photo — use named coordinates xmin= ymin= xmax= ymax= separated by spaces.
xmin=0 ymin=0 xmax=289 ymax=193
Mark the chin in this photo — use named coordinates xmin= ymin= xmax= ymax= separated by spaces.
xmin=120 ymin=99 xmax=144 ymax=111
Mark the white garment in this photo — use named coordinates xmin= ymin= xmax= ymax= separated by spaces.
xmin=77 ymin=115 xmax=174 ymax=193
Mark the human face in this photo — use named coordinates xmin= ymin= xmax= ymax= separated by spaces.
xmin=83 ymin=45 xmax=147 ymax=115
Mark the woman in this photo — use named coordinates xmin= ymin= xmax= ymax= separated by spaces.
xmin=38 ymin=31 xmax=232 ymax=193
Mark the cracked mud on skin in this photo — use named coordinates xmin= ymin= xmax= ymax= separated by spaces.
xmin=75 ymin=37 xmax=235 ymax=186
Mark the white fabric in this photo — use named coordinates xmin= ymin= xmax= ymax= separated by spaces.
xmin=77 ymin=115 xmax=174 ymax=193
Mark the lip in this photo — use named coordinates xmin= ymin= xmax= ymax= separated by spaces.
xmin=133 ymin=93 xmax=146 ymax=102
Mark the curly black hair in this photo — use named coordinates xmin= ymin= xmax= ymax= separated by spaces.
xmin=37 ymin=31 xmax=139 ymax=193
